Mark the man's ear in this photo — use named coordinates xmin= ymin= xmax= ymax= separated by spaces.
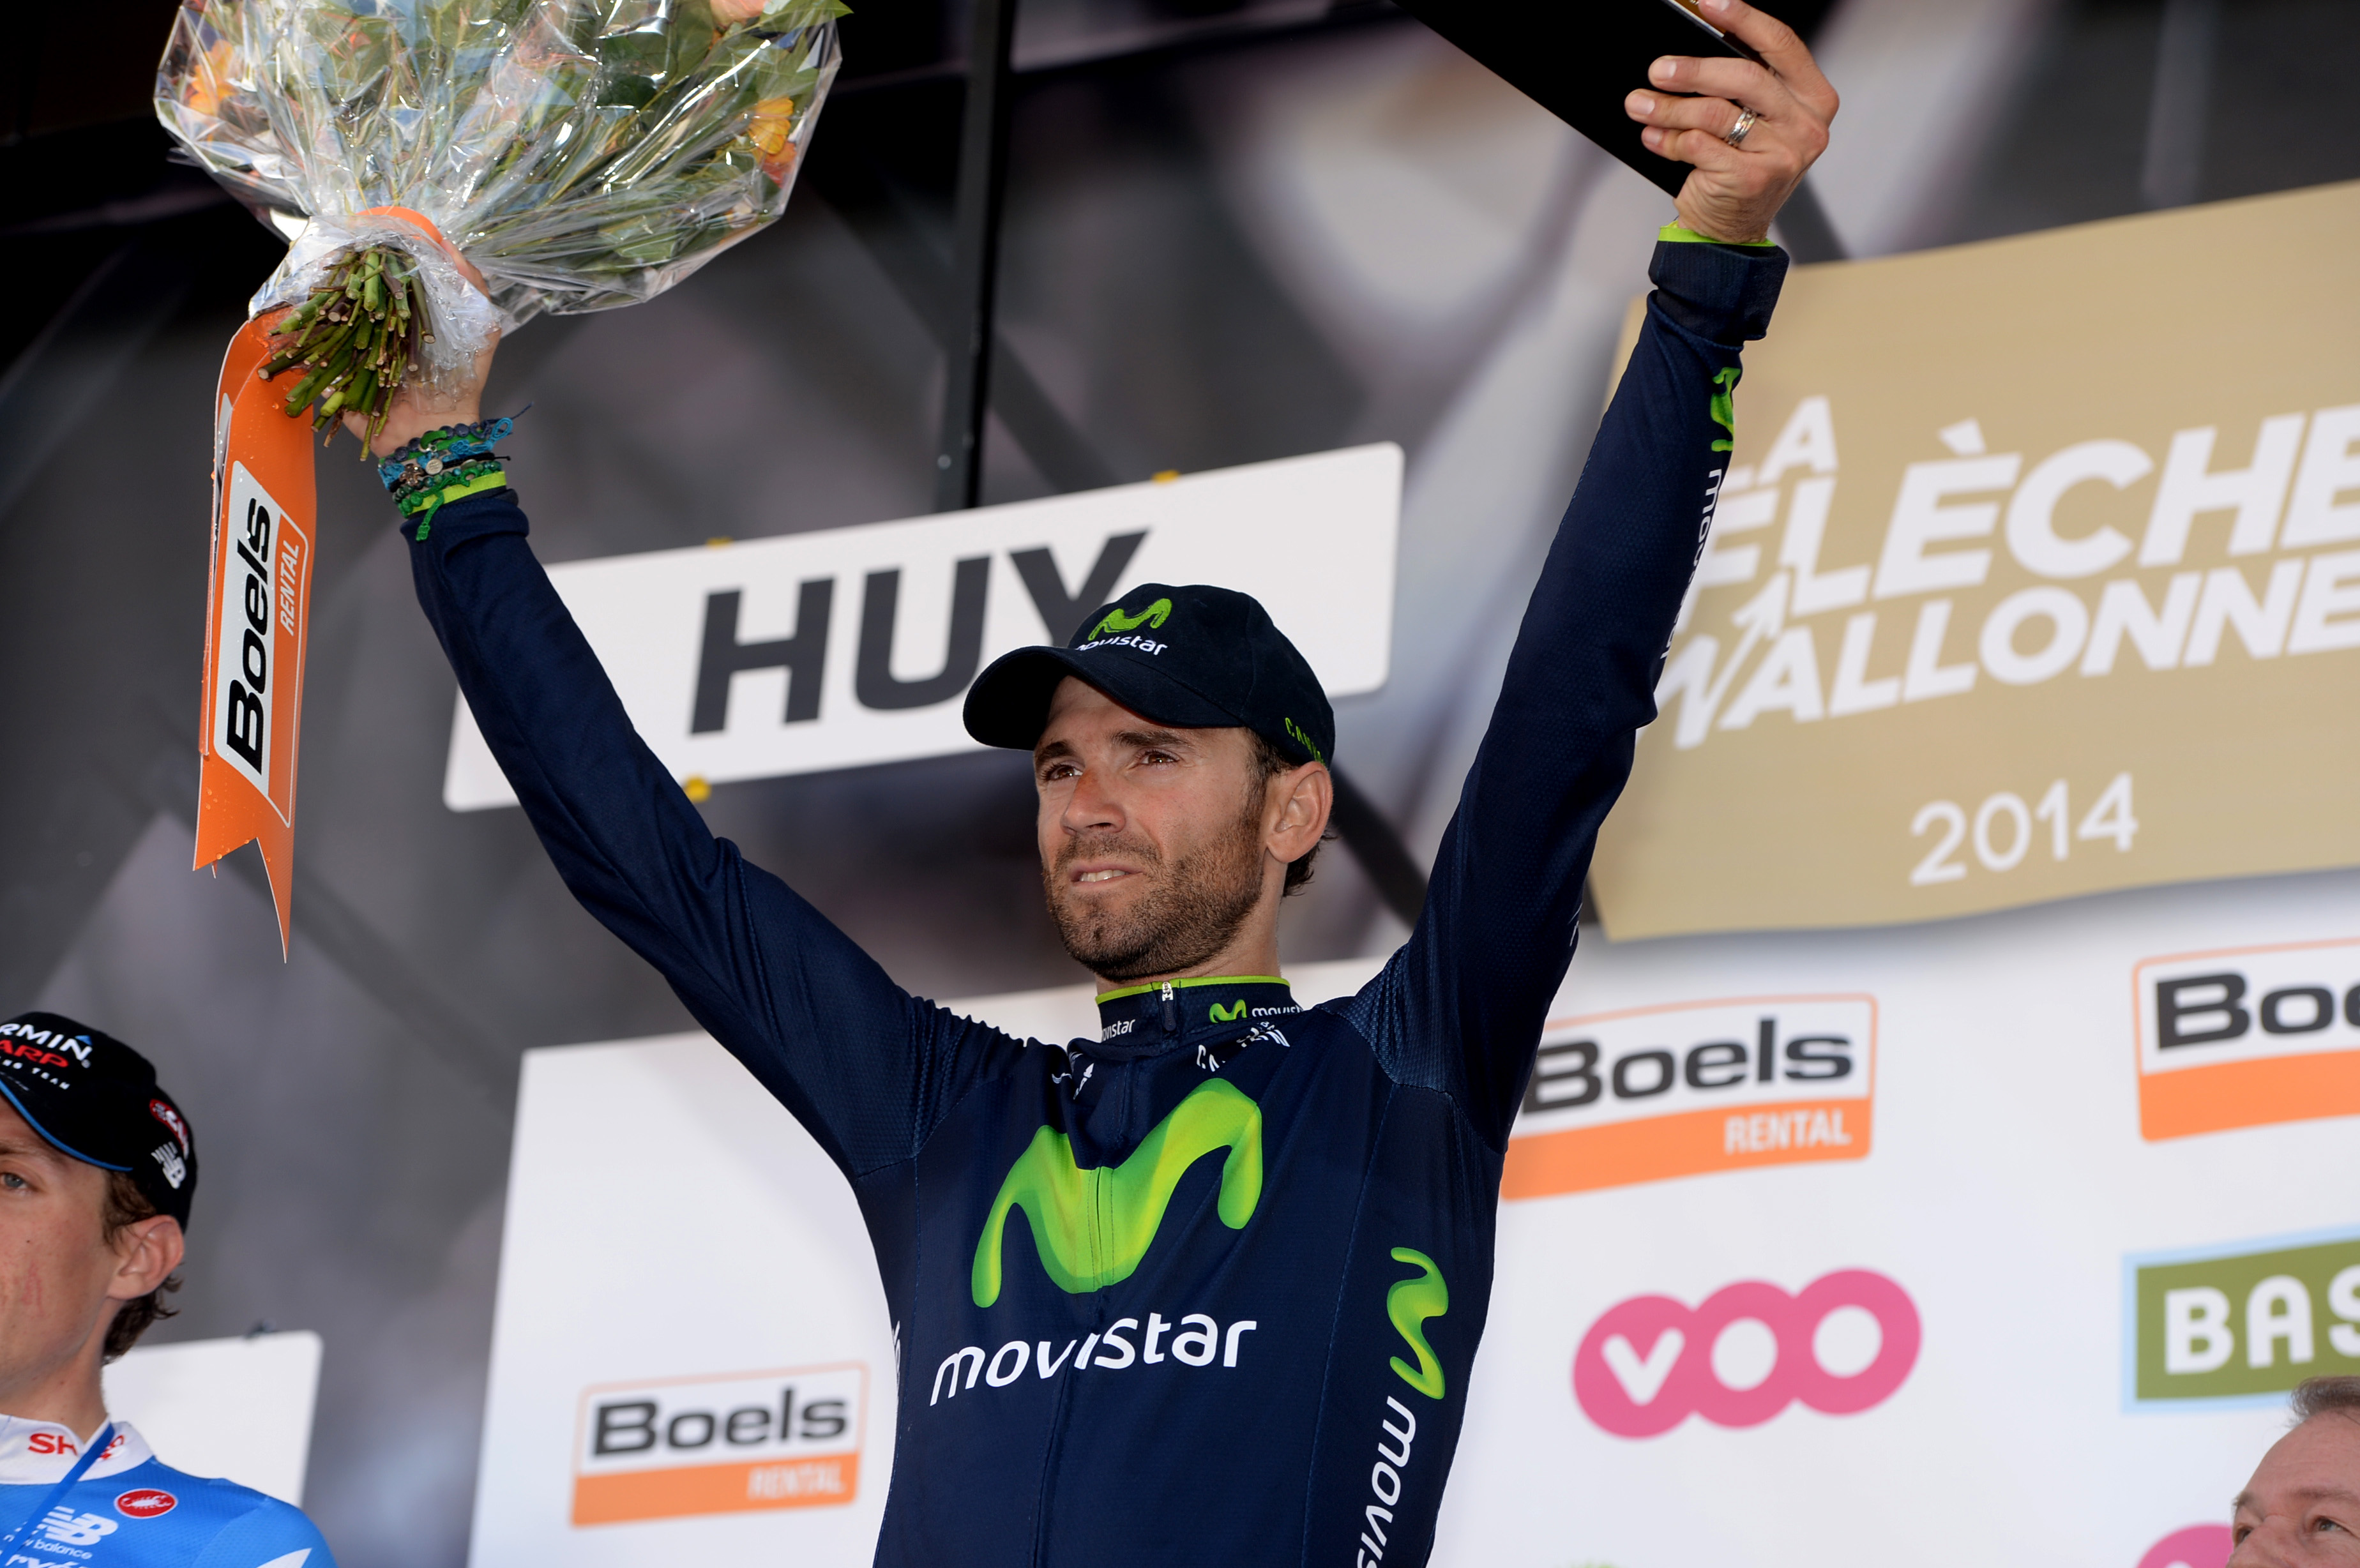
xmin=107 ymin=1215 xmax=185 ymax=1302
xmin=1270 ymin=762 xmax=1333 ymax=862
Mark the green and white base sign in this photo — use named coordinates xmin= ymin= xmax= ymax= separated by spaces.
xmin=2130 ymin=1229 xmax=2360 ymax=1405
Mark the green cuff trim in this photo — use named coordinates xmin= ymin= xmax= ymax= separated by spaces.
xmin=1659 ymin=223 xmax=1777 ymax=248
xmin=1094 ymin=974 xmax=1290 ymax=1004
xmin=398 ymin=465 xmax=508 ymax=541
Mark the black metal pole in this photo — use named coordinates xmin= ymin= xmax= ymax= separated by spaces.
xmin=1772 ymin=175 xmax=1846 ymax=263
xmin=934 ymin=0 xmax=1019 ymax=511
xmin=2141 ymin=0 xmax=2218 ymax=209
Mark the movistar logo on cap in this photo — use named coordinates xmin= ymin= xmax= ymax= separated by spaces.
xmin=972 ymin=1078 xmax=1262 ymax=1307
xmin=1089 ymin=598 xmax=1172 ymax=640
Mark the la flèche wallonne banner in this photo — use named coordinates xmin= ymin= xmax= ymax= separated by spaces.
xmin=1592 ymin=180 xmax=2360 ymax=940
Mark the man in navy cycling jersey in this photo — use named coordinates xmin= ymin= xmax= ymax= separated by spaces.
xmin=366 ymin=3 xmax=1831 ymax=1560
xmin=0 ymin=1012 xmax=337 ymax=1567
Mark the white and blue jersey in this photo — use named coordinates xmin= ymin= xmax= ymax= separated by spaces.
xmin=0 ymin=1419 xmax=335 ymax=1568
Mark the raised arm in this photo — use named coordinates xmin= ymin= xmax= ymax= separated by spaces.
xmin=390 ymin=465 xmax=1016 ymax=1179
xmin=1336 ymin=0 xmax=1828 ymax=1149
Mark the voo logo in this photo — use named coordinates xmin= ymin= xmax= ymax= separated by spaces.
xmin=2134 ymin=937 xmax=2360 ymax=1139
xmin=1573 ymin=1270 xmax=1921 ymax=1437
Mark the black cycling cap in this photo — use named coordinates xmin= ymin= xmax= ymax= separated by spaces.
xmin=963 ymin=582 xmax=1335 ymax=769
xmin=0 ymin=1012 xmax=196 ymax=1228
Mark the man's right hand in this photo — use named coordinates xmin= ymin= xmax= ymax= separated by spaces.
xmin=1623 ymin=0 xmax=1838 ymax=246
xmin=335 ymin=337 xmax=499 ymax=458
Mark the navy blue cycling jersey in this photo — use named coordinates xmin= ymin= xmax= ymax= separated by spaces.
xmin=0 ymin=1419 xmax=335 ymax=1568
xmin=404 ymin=236 xmax=1785 ymax=1567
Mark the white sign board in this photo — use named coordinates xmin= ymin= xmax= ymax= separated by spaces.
xmin=468 ymin=1035 xmax=898 ymax=1564
xmin=103 ymin=1331 xmax=323 ymax=1505
xmin=444 ymin=445 xmax=1402 ymax=810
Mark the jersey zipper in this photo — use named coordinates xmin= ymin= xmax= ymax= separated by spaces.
xmin=1160 ymin=981 xmax=1178 ymax=1036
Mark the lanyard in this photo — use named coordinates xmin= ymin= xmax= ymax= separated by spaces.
xmin=1 ymin=1422 xmax=116 ymax=1552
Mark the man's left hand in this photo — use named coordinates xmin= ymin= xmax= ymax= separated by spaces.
xmin=1624 ymin=0 xmax=1838 ymax=245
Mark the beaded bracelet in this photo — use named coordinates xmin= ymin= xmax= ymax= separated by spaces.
xmin=378 ymin=412 xmax=522 ymax=538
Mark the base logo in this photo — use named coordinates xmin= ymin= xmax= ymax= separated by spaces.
xmin=571 ymin=1363 xmax=865 ymax=1526
xmin=2127 ymin=1229 xmax=2360 ymax=1406
xmin=2134 ymin=937 xmax=2360 ymax=1139
xmin=1503 ymin=995 xmax=1875 ymax=1198
xmin=1573 ymin=1270 xmax=1919 ymax=1437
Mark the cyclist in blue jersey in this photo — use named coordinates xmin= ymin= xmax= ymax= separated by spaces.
xmin=0 ymin=1013 xmax=337 ymax=1567
xmin=359 ymin=3 xmax=1833 ymax=1560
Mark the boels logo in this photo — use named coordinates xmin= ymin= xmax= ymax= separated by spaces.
xmin=2133 ymin=936 xmax=2360 ymax=1139
xmin=571 ymin=1364 xmax=865 ymax=1527
xmin=1502 ymin=995 xmax=1875 ymax=1198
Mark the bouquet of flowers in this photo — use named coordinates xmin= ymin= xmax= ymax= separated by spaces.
xmin=156 ymin=0 xmax=843 ymax=445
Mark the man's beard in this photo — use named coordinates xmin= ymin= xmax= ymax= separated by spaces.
xmin=1044 ymin=795 xmax=1266 ymax=984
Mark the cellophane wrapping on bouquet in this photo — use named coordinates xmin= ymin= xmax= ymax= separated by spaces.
xmin=155 ymin=0 xmax=843 ymax=388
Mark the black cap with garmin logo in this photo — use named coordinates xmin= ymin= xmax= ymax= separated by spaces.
xmin=964 ymin=582 xmax=1335 ymax=767
xmin=0 ymin=1012 xmax=197 ymax=1228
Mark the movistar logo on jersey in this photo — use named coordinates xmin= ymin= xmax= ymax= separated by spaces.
xmin=1089 ymin=598 xmax=1172 ymax=640
xmin=1386 ymin=1248 xmax=1449 ymax=1399
xmin=972 ymin=1078 xmax=1263 ymax=1307
xmin=1209 ymin=999 xmax=1247 ymax=1023
xmin=1709 ymin=366 xmax=1741 ymax=454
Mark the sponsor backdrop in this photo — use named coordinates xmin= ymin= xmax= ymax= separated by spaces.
xmin=462 ymin=188 xmax=2360 ymax=1568
xmin=1592 ymin=180 xmax=2360 ymax=939
xmin=475 ymin=868 xmax=2360 ymax=1565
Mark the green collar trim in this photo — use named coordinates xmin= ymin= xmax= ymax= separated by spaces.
xmin=1658 ymin=222 xmax=1778 ymax=248
xmin=1094 ymin=974 xmax=1289 ymax=1004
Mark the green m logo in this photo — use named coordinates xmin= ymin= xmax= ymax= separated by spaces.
xmin=972 ymin=1078 xmax=1263 ymax=1308
xmin=1709 ymin=366 xmax=1741 ymax=454
xmin=1209 ymin=999 xmax=1248 ymax=1023
xmin=1089 ymin=598 xmax=1172 ymax=640
xmin=1386 ymin=1247 xmax=1449 ymax=1399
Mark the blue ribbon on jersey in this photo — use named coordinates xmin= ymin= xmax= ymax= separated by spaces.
xmin=1 ymin=1422 xmax=116 ymax=1553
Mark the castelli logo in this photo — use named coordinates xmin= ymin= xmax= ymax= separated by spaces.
xmin=149 ymin=1099 xmax=189 ymax=1157
xmin=1573 ymin=1269 xmax=1921 ymax=1438
xmin=115 ymin=1489 xmax=177 ymax=1519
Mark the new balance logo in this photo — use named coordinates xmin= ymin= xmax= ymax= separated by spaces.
xmin=40 ymin=1510 xmax=118 ymax=1546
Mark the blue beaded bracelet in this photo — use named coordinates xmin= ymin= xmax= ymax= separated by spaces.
xmin=376 ymin=414 xmax=517 ymax=496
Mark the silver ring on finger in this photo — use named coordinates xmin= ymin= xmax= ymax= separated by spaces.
xmin=1723 ymin=105 xmax=1759 ymax=148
